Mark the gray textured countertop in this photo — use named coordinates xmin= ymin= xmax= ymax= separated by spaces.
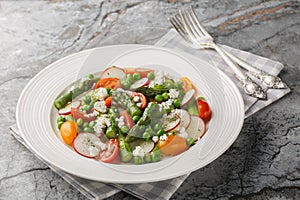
xmin=0 ymin=0 xmax=299 ymax=199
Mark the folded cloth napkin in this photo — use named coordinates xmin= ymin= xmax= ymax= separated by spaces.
xmin=10 ymin=29 xmax=290 ymax=200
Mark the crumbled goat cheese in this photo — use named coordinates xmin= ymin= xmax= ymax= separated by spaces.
xmin=160 ymin=134 xmax=168 ymax=141
xmin=159 ymin=99 xmax=174 ymax=111
xmin=94 ymin=88 xmax=108 ymax=100
xmin=94 ymin=101 xmax=107 ymax=113
xmin=136 ymin=102 xmax=142 ymax=108
xmin=115 ymin=116 xmax=125 ymax=128
xmin=93 ymin=116 xmax=111 ymax=134
xmin=169 ymin=89 xmax=179 ymax=99
xmin=84 ymin=110 xmax=99 ymax=118
xmin=152 ymin=136 xmax=159 ymax=143
xmin=132 ymin=146 xmax=145 ymax=157
xmin=133 ymin=96 xmax=140 ymax=102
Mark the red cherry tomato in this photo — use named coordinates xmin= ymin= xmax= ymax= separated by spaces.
xmin=94 ymin=78 xmax=120 ymax=89
xmin=97 ymin=139 xmax=119 ymax=163
xmin=119 ymin=110 xmax=134 ymax=128
xmin=196 ymin=98 xmax=212 ymax=122
xmin=71 ymin=108 xmax=96 ymax=122
xmin=131 ymin=92 xmax=147 ymax=109
xmin=105 ymin=96 xmax=112 ymax=107
xmin=125 ymin=68 xmax=154 ymax=78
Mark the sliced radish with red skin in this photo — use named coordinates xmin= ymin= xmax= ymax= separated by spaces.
xmin=73 ymin=133 xmax=104 ymax=158
xmin=58 ymin=101 xmax=81 ymax=115
xmin=176 ymin=109 xmax=191 ymax=129
xmin=161 ymin=112 xmax=181 ymax=132
xmin=180 ymin=89 xmax=195 ymax=107
xmin=101 ymin=66 xmax=126 ymax=80
xmin=186 ymin=116 xmax=206 ymax=141
xmin=130 ymin=140 xmax=155 ymax=153
xmin=130 ymin=78 xmax=150 ymax=90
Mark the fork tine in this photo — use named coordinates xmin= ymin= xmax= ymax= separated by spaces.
xmin=181 ymin=8 xmax=204 ymax=38
xmin=179 ymin=9 xmax=198 ymax=40
xmin=168 ymin=16 xmax=191 ymax=43
xmin=188 ymin=7 xmax=210 ymax=36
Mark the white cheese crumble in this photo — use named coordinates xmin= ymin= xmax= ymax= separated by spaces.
xmin=84 ymin=110 xmax=99 ymax=118
xmin=94 ymin=88 xmax=108 ymax=100
xmin=133 ymin=96 xmax=140 ymax=102
xmin=94 ymin=101 xmax=107 ymax=113
xmin=93 ymin=116 xmax=111 ymax=134
xmin=136 ymin=102 xmax=142 ymax=108
xmin=169 ymin=89 xmax=179 ymax=99
xmin=152 ymin=136 xmax=159 ymax=143
xmin=132 ymin=146 xmax=145 ymax=157
xmin=160 ymin=134 xmax=168 ymax=141
xmin=115 ymin=116 xmax=125 ymax=128
xmin=159 ymin=99 xmax=174 ymax=111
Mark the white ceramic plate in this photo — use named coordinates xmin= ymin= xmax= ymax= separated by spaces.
xmin=16 ymin=45 xmax=244 ymax=183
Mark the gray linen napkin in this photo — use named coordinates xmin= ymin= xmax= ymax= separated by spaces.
xmin=10 ymin=29 xmax=290 ymax=200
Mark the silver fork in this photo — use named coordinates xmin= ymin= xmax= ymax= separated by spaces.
xmin=169 ymin=7 xmax=270 ymax=99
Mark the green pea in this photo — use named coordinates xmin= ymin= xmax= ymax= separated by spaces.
xmin=57 ymin=116 xmax=65 ymax=123
xmin=144 ymin=153 xmax=152 ymax=163
xmin=82 ymin=104 xmax=90 ymax=112
xmin=76 ymin=118 xmax=83 ymax=126
xmin=186 ymin=138 xmax=195 ymax=146
xmin=133 ymin=156 xmax=143 ymax=164
xmin=83 ymin=127 xmax=93 ymax=133
xmin=132 ymin=115 xmax=140 ymax=123
xmin=173 ymin=98 xmax=181 ymax=108
xmin=83 ymin=122 xmax=89 ymax=128
xmin=162 ymin=92 xmax=169 ymax=100
xmin=142 ymin=131 xmax=151 ymax=141
xmin=120 ymin=125 xmax=129 ymax=134
xmin=57 ymin=121 xmax=64 ymax=129
xmin=121 ymin=80 xmax=130 ymax=89
xmin=127 ymin=74 xmax=134 ymax=82
xmin=151 ymin=151 xmax=161 ymax=162
xmin=153 ymin=124 xmax=162 ymax=132
xmin=133 ymin=73 xmax=141 ymax=80
xmin=89 ymin=121 xmax=96 ymax=128
xmin=155 ymin=94 xmax=163 ymax=102
xmin=147 ymin=72 xmax=155 ymax=80
xmin=157 ymin=129 xmax=165 ymax=137
xmin=88 ymin=74 xmax=94 ymax=79
xmin=165 ymin=104 xmax=174 ymax=114
xmin=165 ymin=79 xmax=174 ymax=88
xmin=65 ymin=115 xmax=74 ymax=122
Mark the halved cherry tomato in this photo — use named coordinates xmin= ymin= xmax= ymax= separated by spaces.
xmin=196 ymin=98 xmax=212 ymax=122
xmin=71 ymin=108 xmax=96 ymax=122
xmin=95 ymin=78 xmax=120 ymax=89
xmin=158 ymin=135 xmax=188 ymax=156
xmin=97 ymin=139 xmax=119 ymax=163
xmin=119 ymin=110 xmax=134 ymax=128
xmin=60 ymin=121 xmax=77 ymax=145
xmin=105 ymin=96 xmax=112 ymax=107
xmin=180 ymin=77 xmax=195 ymax=91
xmin=131 ymin=92 xmax=147 ymax=109
xmin=124 ymin=68 xmax=154 ymax=78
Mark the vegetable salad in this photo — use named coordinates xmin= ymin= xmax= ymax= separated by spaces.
xmin=54 ymin=66 xmax=212 ymax=164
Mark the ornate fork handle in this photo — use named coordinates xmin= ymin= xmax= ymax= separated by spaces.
xmin=211 ymin=43 xmax=267 ymax=99
xmin=219 ymin=46 xmax=287 ymax=89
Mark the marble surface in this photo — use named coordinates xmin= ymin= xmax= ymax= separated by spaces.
xmin=0 ymin=0 xmax=299 ymax=199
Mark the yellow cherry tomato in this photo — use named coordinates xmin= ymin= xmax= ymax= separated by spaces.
xmin=158 ymin=135 xmax=188 ymax=156
xmin=180 ymin=77 xmax=195 ymax=91
xmin=60 ymin=121 xmax=77 ymax=145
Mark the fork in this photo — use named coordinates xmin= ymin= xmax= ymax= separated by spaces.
xmin=169 ymin=7 xmax=269 ymax=99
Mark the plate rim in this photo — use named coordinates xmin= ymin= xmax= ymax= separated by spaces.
xmin=16 ymin=44 xmax=245 ymax=183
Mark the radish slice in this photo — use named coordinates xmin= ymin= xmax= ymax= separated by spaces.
xmin=186 ymin=116 xmax=206 ymax=141
xmin=161 ymin=112 xmax=181 ymax=132
xmin=174 ymin=109 xmax=191 ymax=130
xmin=130 ymin=139 xmax=155 ymax=153
xmin=180 ymin=89 xmax=195 ymax=107
xmin=73 ymin=133 xmax=106 ymax=158
xmin=58 ymin=101 xmax=81 ymax=115
xmin=101 ymin=66 xmax=126 ymax=80
xmin=130 ymin=78 xmax=149 ymax=90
